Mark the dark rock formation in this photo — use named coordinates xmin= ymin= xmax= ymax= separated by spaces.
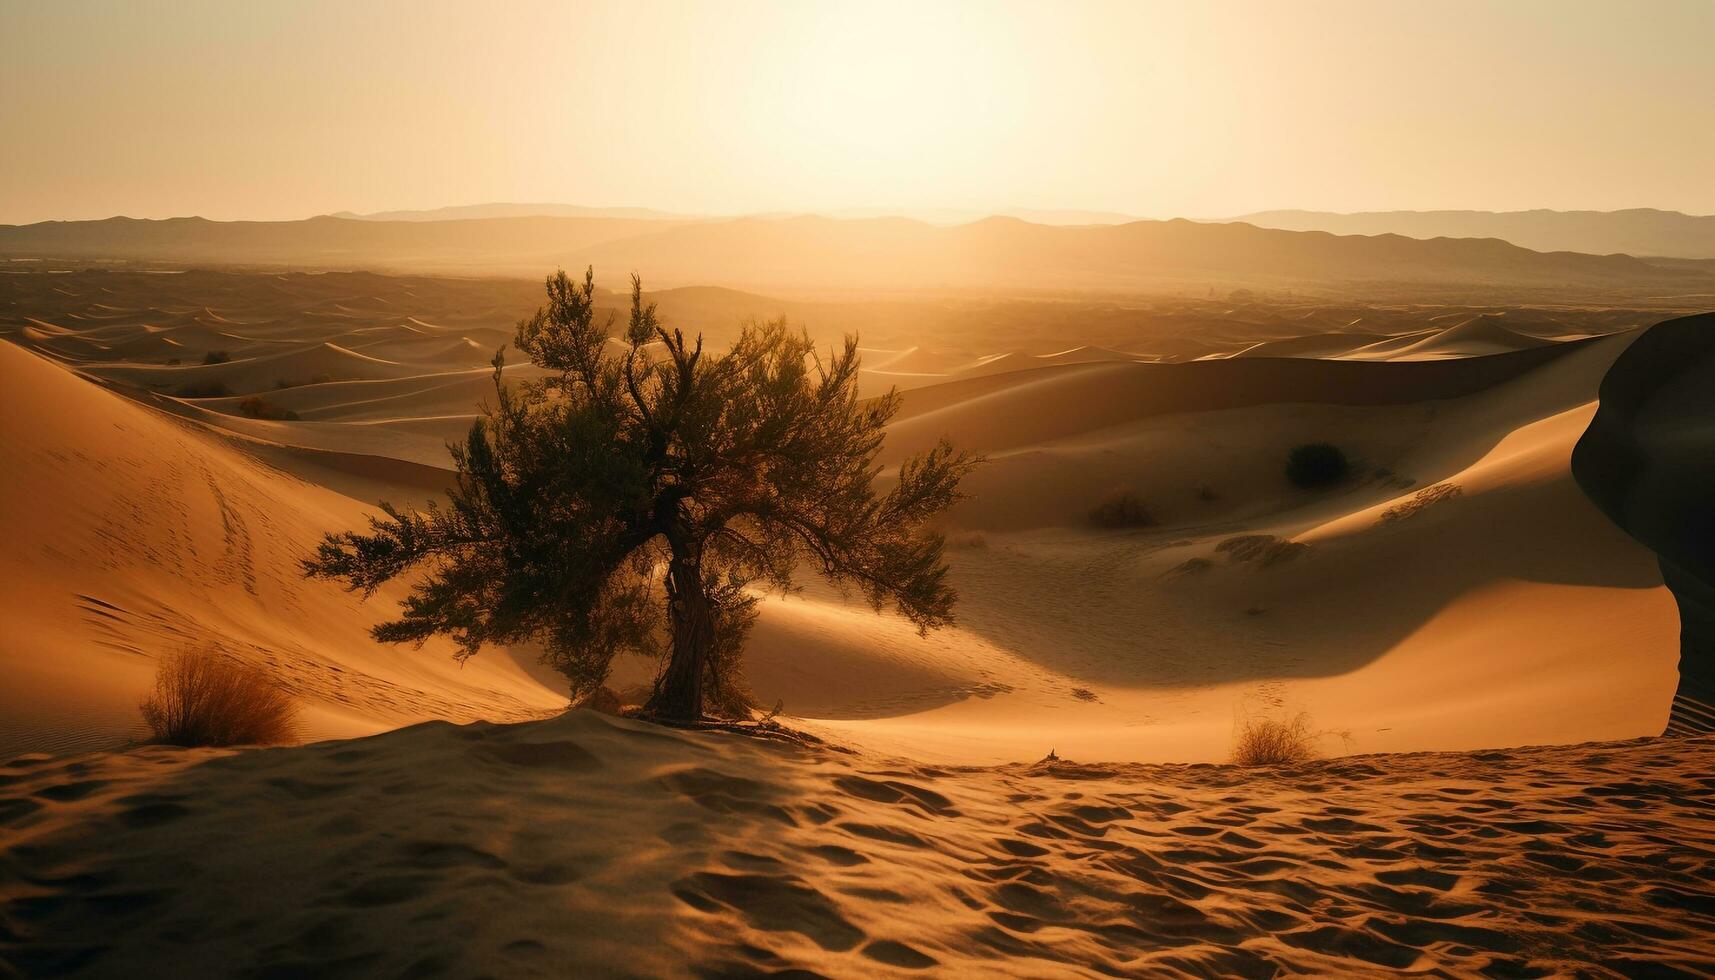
xmin=1573 ymin=312 xmax=1715 ymax=734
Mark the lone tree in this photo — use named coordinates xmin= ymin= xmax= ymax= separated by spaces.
xmin=305 ymin=269 xmax=977 ymax=722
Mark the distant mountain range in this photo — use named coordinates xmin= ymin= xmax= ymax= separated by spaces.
xmin=1232 ymin=208 xmax=1715 ymax=260
xmin=328 ymin=203 xmax=694 ymax=222
xmin=329 ymin=203 xmax=1146 ymax=227
xmin=4 ymin=213 xmax=1710 ymax=299
xmin=328 ymin=204 xmax=1715 ymax=258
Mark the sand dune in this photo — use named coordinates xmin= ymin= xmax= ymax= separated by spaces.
xmin=0 ymin=341 xmax=562 ymax=759
xmin=1366 ymin=313 xmax=1555 ymax=360
xmin=1228 ymin=331 xmax=1391 ymax=359
xmin=881 ymin=340 xmax=1597 ymax=461
xmin=83 ymin=341 xmax=424 ymax=395
xmin=3 ymin=711 xmax=1710 ymax=977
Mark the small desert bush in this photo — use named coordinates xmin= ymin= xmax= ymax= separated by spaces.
xmin=139 ymin=648 xmax=299 ymax=747
xmin=1216 ymin=533 xmax=1308 ymax=567
xmin=947 ymin=529 xmax=989 ymax=550
xmin=1231 ymin=712 xmax=1319 ymax=766
xmin=578 ymin=686 xmax=627 ymax=716
xmin=202 ymin=349 xmax=233 ymax=365
xmin=1285 ymin=442 xmax=1350 ymax=489
xmin=1088 ymin=487 xmax=1154 ymax=528
xmin=174 ymin=380 xmax=233 ymax=398
xmin=237 ymin=395 xmax=300 ymax=421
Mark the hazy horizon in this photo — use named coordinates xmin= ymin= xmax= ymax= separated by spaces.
xmin=4 ymin=0 xmax=1713 ymax=225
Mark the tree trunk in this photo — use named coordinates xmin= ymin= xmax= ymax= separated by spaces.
xmin=645 ymin=544 xmax=713 ymax=722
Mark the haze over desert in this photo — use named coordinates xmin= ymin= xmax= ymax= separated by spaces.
xmin=3 ymin=1 xmax=1713 ymax=976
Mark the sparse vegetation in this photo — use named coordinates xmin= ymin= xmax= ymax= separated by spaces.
xmin=1381 ymin=482 xmax=1463 ymax=523
xmin=1165 ymin=556 xmax=1213 ymax=577
xmin=1216 ymin=534 xmax=1308 ymax=567
xmin=1285 ymin=442 xmax=1350 ymax=489
xmin=202 ymin=349 xmax=233 ymax=365
xmin=139 ymin=647 xmax=299 ymax=747
xmin=1231 ymin=712 xmax=1319 ymax=766
xmin=174 ymin=380 xmax=233 ymax=398
xmin=1088 ymin=487 xmax=1154 ymax=528
xmin=237 ymin=396 xmax=300 ymax=421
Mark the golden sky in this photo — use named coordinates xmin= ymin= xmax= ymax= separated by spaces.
xmin=2 ymin=0 xmax=1711 ymax=223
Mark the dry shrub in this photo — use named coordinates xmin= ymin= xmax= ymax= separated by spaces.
xmin=1164 ymin=556 xmax=1213 ymax=578
xmin=1216 ymin=533 xmax=1309 ymax=567
xmin=1381 ymin=482 xmax=1463 ymax=523
xmin=577 ymin=686 xmax=627 ymax=716
xmin=237 ymin=395 xmax=300 ymax=421
xmin=1089 ymin=488 xmax=1154 ymax=528
xmin=947 ymin=529 xmax=989 ymax=550
xmin=1231 ymin=712 xmax=1319 ymax=766
xmin=140 ymin=648 xmax=299 ymax=747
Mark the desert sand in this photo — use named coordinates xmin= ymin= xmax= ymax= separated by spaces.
xmin=0 ymin=270 xmax=1688 ymax=763
xmin=2 ymin=268 xmax=1711 ymax=975
xmin=5 ymin=712 xmax=1712 ymax=976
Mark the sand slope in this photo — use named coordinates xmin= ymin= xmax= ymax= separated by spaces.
xmin=2 ymin=711 xmax=1711 ymax=977
xmin=749 ymin=331 xmax=1680 ymax=763
xmin=0 ymin=342 xmax=563 ymax=759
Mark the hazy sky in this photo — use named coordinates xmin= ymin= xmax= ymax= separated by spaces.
xmin=3 ymin=0 xmax=1712 ymax=224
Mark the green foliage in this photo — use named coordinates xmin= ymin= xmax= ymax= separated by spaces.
xmin=1285 ymin=442 xmax=1350 ymax=489
xmin=305 ymin=268 xmax=978 ymax=720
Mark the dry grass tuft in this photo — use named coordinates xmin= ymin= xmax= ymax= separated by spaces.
xmin=946 ymin=529 xmax=990 ymax=550
xmin=1231 ymin=712 xmax=1319 ymax=766
xmin=140 ymin=648 xmax=300 ymax=747
xmin=237 ymin=395 xmax=300 ymax=421
xmin=577 ymin=686 xmax=627 ymax=716
xmin=1381 ymin=482 xmax=1464 ymax=523
xmin=1088 ymin=487 xmax=1155 ymax=528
